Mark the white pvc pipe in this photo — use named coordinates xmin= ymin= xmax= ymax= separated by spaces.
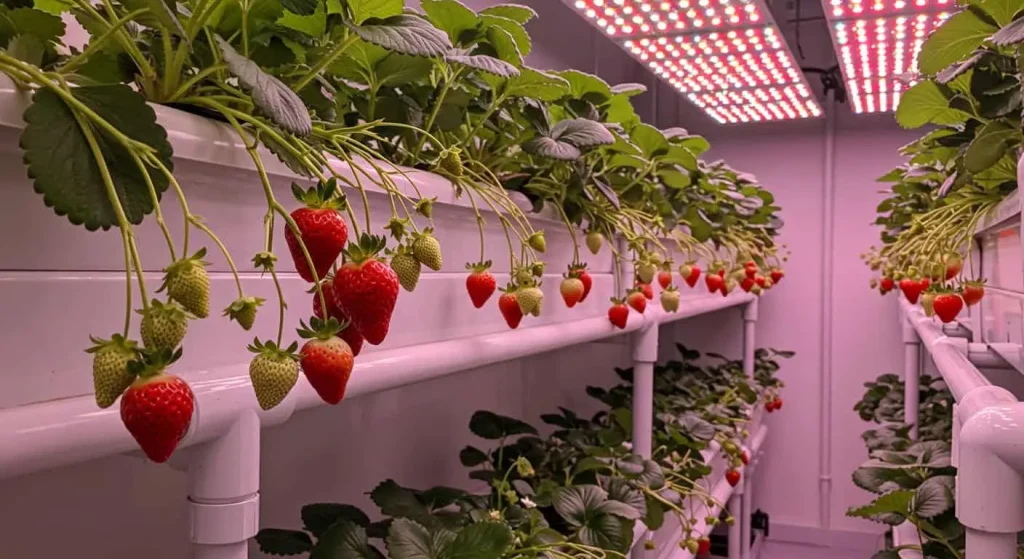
xmin=817 ymin=88 xmax=837 ymax=532
xmin=743 ymin=299 xmax=758 ymax=381
xmin=902 ymin=306 xmax=920 ymax=440
xmin=901 ymin=300 xmax=987 ymax=402
xmin=630 ymin=321 xmax=658 ymax=559
xmin=728 ymin=494 xmax=742 ymax=559
xmin=966 ymin=528 xmax=1016 ymax=558
xmin=741 ymin=476 xmax=752 ymax=559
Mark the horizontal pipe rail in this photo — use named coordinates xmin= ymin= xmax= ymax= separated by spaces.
xmin=901 ymin=300 xmax=990 ymax=402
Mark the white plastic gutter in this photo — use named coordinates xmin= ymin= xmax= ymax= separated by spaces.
xmin=901 ymin=299 xmax=1024 ymax=558
xmin=741 ymin=425 xmax=769 ymax=559
xmin=818 ymin=88 xmax=837 ymax=531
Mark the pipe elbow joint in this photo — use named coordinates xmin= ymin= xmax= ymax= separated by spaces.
xmin=957 ymin=388 xmax=1024 ymax=533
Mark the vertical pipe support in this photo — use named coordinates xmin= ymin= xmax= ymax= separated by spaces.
xmin=902 ymin=308 xmax=921 ymax=440
xmin=818 ymin=88 xmax=837 ymax=532
xmin=740 ymin=475 xmax=753 ymax=559
xmin=742 ymin=299 xmax=758 ymax=381
xmin=728 ymin=492 xmax=743 ymax=559
xmin=188 ymin=409 xmax=261 ymax=559
xmin=631 ymin=320 xmax=658 ymax=559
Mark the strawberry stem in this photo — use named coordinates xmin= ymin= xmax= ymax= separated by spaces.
xmin=128 ymin=151 xmax=176 ymax=261
xmin=189 ymin=216 xmax=244 ymax=298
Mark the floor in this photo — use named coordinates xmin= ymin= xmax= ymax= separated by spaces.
xmin=759 ymin=541 xmax=872 ymax=559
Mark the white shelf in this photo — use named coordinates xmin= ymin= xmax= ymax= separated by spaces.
xmin=975 ymin=189 xmax=1021 ymax=238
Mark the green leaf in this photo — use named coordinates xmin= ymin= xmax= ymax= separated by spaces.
xmin=479 ymin=4 xmax=536 ymax=24
xmin=446 ymin=53 xmax=519 ymax=77
xmin=643 ymin=495 xmax=665 ymax=530
xmin=895 ymin=80 xmax=971 ymax=128
xmin=215 ymin=36 xmax=312 ymax=135
xmin=444 ymin=522 xmax=514 ymax=559
xmin=278 ymin=1 xmax=327 ymax=35
xmin=351 ymin=15 xmax=452 ymax=57
xmin=459 ymin=446 xmax=489 ymax=467
xmin=347 ymin=0 xmax=402 ymax=24
xmin=553 ymin=485 xmax=608 ymax=528
xmin=484 ymin=25 xmax=521 ymax=65
xmin=964 ymin=119 xmax=1017 ymax=173
xmin=255 ymin=528 xmax=314 ymax=556
xmin=302 ymin=503 xmax=371 ymax=536
xmin=559 ymin=69 xmax=612 ymax=103
xmin=141 ymin=0 xmax=187 ymax=37
xmin=386 ymin=519 xmax=453 ymax=559
xmin=0 ymin=7 xmax=64 ymax=45
xmin=312 ymin=520 xmax=385 ymax=559
xmin=501 ymin=67 xmax=569 ymax=100
xmin=610 ymin=82 xmax=646 ymax=96
xmin=598 ymin=499 xmax=642 ymax=520
xmin=912 ymin=476 xmax=954 ymax=518
xmin=33 ymin=0 xmax=73 ymax=15
xmin=846 ymin=490 xmax=913 ymax=521
xmin=469 ymin=410 xmax=538 ymax=439
xmin=8 ymin=33 xmax=44 ymax=65
xmin=918 ymin=10 xmax=997 ymax=75
xmin=20 ymin=85 xmax=173 ymax=231
xmin=524 ymin=118 xmax=612 ymax=160
xmin=371 ymin=480 xmax=429 ymax=518
xmin=979 ymin=0 xmax=1023 ymax=26
xmin=480 ymin=13 xmax=530 ymax=57
xmin=992 ymin=15 xmax=1024 ymax=44
xmin=630 ymin=123 xmax=668 ymax=157
xmin=421 ymin=0 xmax=478 ymax=43
xmin=375 ymin=53 xmax=434 ymax=86
xmin=282 ymin=0 xmax=319 ymax=15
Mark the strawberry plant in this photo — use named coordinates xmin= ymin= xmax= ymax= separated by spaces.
xmin=864 ymin=0 xmax=1023 ymax=313
xmin=2 ymin=0 xmax=789 ymax=461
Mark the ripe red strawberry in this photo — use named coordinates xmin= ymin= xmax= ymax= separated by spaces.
xmin=721 ymin=279 xmax=735 ymax=297
xmin=636 ymin=282 xmax=653 ymax=300
xmin=312 ymin=280 xmax=364 ymax=356
xmin=765 ymin=400 xmax=775 ymax=413
xmin=770 ymin=268 xmax=784 ymax=284
xmin=298 ymin=318 xmax=354 ymax=405
xmin=774 ymin=398 xmax=783 ymax=410
xmin=499 ymin=290 xmax=524 ymax=329
xmin=120 ymin=349 xmax=193 ymax=463
xmin=933 ymin=293 xmax=963 ymax=323
xmin=725 ymin=469 xmax=741 ymax=487
xmin=740 ymin=277 xmax=755 ymax=293
xmin=466 ymin=261 xmax=497 ymax=308
xmin=705 ymin=273 xmax=724 ymax=294
xmin=879 ymin=277 xmax=894 ymax=294
xmin=657 ymin=270 xmax=672 ymax=289
xmin=754 ymin=275 xmax=767 ymax=288
xmin=945 ymin=253 xmax=962 ymax=280
xmin=697 ymin=538 xmax=712 ymax=555
xmin=608 ymin=298 xmax=629 ymax=329
xmin=560 ymin=276 xmax=585 ymax=308
xmin=680 ymin=263 xmax=701 ymax=288
xmin=899 ymin=278 xmax=924 ymax=304
xmin=578 ymin=269 xmax=594 ymax=302
xmin=744 ymin=261 xmax=758 ymax=279
xmin=285 ymin=180 xmax=349 ymax=283
xmin=627 ymin=289 xmax=647 ymax=313
xmin=963 ymin=282 xmax=985 ymax=307
xmin=741 ymin=450 xmax=750 ymax=465
xmin=333 ymin=234 xmax=399 ymax=346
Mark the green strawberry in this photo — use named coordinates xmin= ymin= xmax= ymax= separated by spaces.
xmin=223 ymin=296 xmax=265 ymax=331
xmin=636 ymin=260 xmax=657 ymax=284
xmin=139 ymin=299 xmax=189 ymax=351
xmin=247 ymin=339 xmax=300 ymax=410
xmin=413 ymin=230 xmax=443 ymax=271
xmin=517 ymin=286 xmax=544 ymax=315
xmin=391 ymin=249 xmax=422 ymax=292
xmin=436 ymin=147 xmax=464 ymax=177
xmin=528 ymin=231 xmax=546 ymax=253
xmin=86 ymin=334 xmax=139 ymax=408
xmin=161 ymin=248 xmax=211 ymax=318
xmin=585 ymin=230 xmax=604 ymax=255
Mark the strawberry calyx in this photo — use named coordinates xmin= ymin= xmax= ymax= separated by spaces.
xmin=86 ymin=333 xmax=140 ymax=355
xmin=252 ymin=251 xmax=278 ymax=271
xmin=127 ymin=347 xmax=182 ymax=380
xmin=344 ymin=233 xmax=388 ymax=265
xmin=297 ymin=316 xmax=349 ymax=341
xmin=138 ymin=298 xmax=192 ymax=322
xmin=247 ymin=337 xmax=300 ymax=360
xmin=223 ymin=296 xmax=266 ymax=325
xmin=291 ymin=178 xmax=347 ymax=210
xmin=466 ymin=260 xmax=493 ymax=273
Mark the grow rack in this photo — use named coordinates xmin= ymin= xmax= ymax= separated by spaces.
xmin=0 ymin=73 xmax=770 ymax=559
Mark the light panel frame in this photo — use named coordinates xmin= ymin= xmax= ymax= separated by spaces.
xmin=562 ymin=0 xmax=823 ymax=123
xmin=822 ymin=0 xmax=952 ymax=113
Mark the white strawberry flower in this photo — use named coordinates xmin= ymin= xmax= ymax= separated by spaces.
xmin=521 ymin=497 xmax=537 ymax=509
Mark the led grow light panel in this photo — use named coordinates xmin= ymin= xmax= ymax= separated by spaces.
xmin=824 ymin=0 xmax=951 ymax=113
xmin=564 ymin=0 xmax=823 ymax=122
xmin=571 ymin=0 xmax=766 ymax=37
